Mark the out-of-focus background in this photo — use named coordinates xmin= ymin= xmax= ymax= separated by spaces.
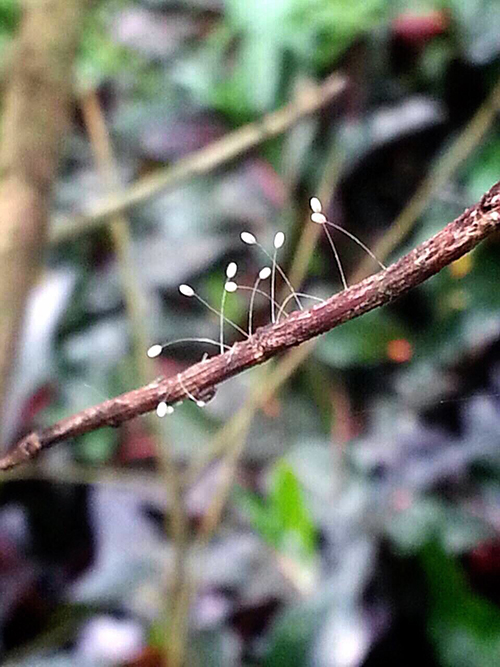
xmin=1 ymin=0 xmax=500 ymax=665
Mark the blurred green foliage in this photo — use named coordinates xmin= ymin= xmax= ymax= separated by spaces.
xmin=423 ymin=542 xmax=500 ymax=667
xmin=213 ymin=0 xmax=386 ymax=118
xmin=237 ymin=459 xmax=318 ymax=564
xmin=2 ymin=0 xmax=500 ymax=664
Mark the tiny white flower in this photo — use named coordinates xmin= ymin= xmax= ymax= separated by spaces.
xmin=226 ymin=262 xmax=238 ymax=279
xmin=179 ymin=284 xmax=195 ymax=297
xmin=224 ymin=281 xmax=238 ymax=293
xmin=241 ymin=231 xmax=257 ymax=245
xmin=311 ymin=212 xmax=327 ymax=224
xmin=310 ymin=196 xmax=322 ymax=213
xmin=156 ymin=402 xmax=169 ymax=417
xmin=274 ymin=232 xmax=285 ymax=249
xmin=259 ymin=267 xmax=272 ymax=280
xmin=147 ymin=344 xmax=162 ymax=358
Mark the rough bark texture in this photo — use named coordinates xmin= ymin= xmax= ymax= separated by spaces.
xmin=0 ymin=0 xmax=89 ymax=422
xmin=2 ymin=180 xmax=500 ymax=471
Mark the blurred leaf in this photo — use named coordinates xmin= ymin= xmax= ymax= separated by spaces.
xmin=410 ymin=242 xmax=500 ymax=366
xmin=262 ymin=598 xmax=328 ymax=667
xmin=75 ymin=427 xmax=118 ymax=465
xmin=465 ymin=134 xmax=500 ymax=202
xmin=261 ymin=578 xmax=370 ymax=667
xmin=448 ymin=0 xmax=500 ymax=63
xmin=210 ymin=0 xmax=387 ymax=118
xmin=111 ymin=6 xmax=203 ymax=60
xmin=1 ymin=268 xmax=77 ymax=444
xmin=78 ymin=0 xmax=144 ymax=87
xmin=315 ymin=308 xmax=409 ymax=368
xmin=236 ymin=487 xmax=286 ymax=551
xmin=422 ymin=541 xmax=500 ymax=667
xmin=237 ymin=460 xmax=318 ymax=564
xmin=0 ymin=0 xmax=20 ymax=36
xmin=270 ymin=460 xmax=318 ymax=558
xmin=71 ymin=486 xmax=166 ymax=606
xmin=227 ymin=35 xmax=282 ymax=114
xmin=188 ymin=628 xmax=241 ymax=667
xmin=291 ymin=0 xmax=386 ymax=66
xmin=387 ymin=497 xmax=490 ymax=554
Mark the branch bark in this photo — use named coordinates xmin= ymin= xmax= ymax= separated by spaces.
xmin=2 ymin=180 xmax=500 ymax=471
xmin=0 ymin=0 xmax=90 ymax=422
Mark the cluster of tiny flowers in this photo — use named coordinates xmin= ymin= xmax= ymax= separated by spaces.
xmin=148 ymin=197 xmax=385 ymax=416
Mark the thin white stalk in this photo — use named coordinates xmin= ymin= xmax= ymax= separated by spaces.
xmin=322 ymin=224 xmax=348 ymax=290
xmin=220 ymin=262 xmax=238 ymax=353
xmin=220 ymin=288 xmax=228 ymax=354
xmin=240 ymin=232 xmax=302 ymax=311
xmin=194 ymin=293 xmax=249 ymax=337
xmin=322 ymin=220 xmax=386 ymax=270
xmin=246 ymin=267 xmax=271 ymax=335
xmin=258 ymin=242 xmax=302 ymax=310
xmin=271 ymin=246 xmax=278 ymax=322
xmin=248 ymin=275 xmax=261 ymax=337
xmin=177 ymin=373 xmax=206 ymax=408
xmin=276 ymin=292 xmax=325 ymax=322
xmin=234 ymin=284 xmax=324 ymax=325
xmin=309 ymin=196 xmax=385 ymax=286
xmin=179 ymin=284 xmax=248 ymax=338
xmin=147 ymin=338 xmax=232 ymax=359
xmin=271 ymin=232 xmax=285 ymax=323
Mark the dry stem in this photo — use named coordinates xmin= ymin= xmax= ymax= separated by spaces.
xmin=0 ymin=0 xmax=89 ymax=426
xmin=81 ymin=91 xmax=191 ymax=667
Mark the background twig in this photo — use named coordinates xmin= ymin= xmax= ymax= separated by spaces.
xmin=81 ymin=90 xmax=190 ymax=667
xmin=50 ymin=75 xmax=346 ymax=244
xmin=0 ymin=0 xmax=90 ymax=430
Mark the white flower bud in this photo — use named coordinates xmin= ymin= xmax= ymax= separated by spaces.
xmin=310 ymin=196 xmax=322 ymax=213
xmin=241 ymin=231 xmax=257 ymax=245
xmin=274 ymin=232 xmax=285 ymax=249
xmin=179 ymin=284 xmax=195 ymax=297
xmin=147 ymin=344 xmax=162 ymax=358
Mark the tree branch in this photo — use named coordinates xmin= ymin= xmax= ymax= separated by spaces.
xmin=2 ymin=180 xmax=500 ymax=471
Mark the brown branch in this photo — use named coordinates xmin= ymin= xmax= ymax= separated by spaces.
xmin=0 ymin=0 xmax=90 ymax=421
xmin=2 ymin=180 xmax=500 ymax=471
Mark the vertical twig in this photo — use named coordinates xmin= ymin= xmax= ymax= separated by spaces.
xmin=0 ymin=0 xmax=90 ymax=438
xmin=81 ymin=91 xmax=153 ymax=382
xmin=81 ymin=91 xmax=189 ymax=667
